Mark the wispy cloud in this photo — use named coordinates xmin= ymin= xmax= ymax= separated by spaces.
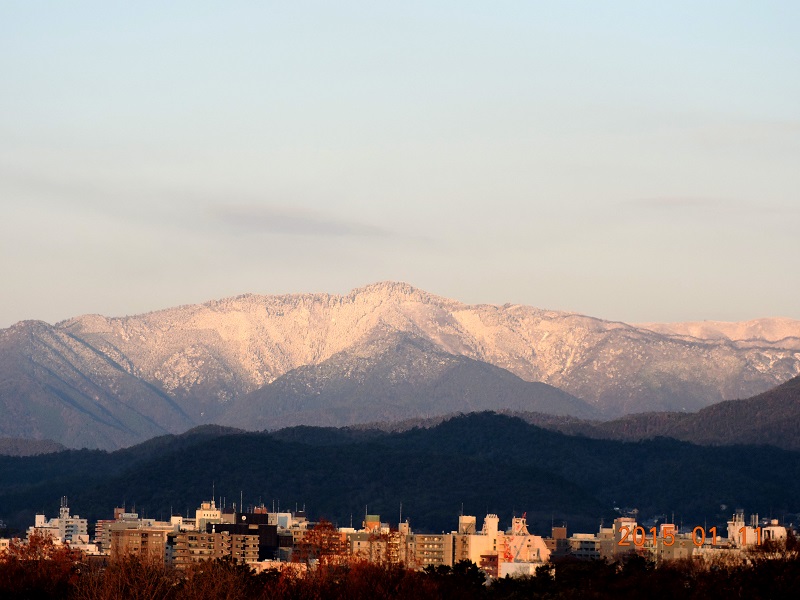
xmin=0 ymin=165 xmax=396 ymax=239
xmin=210 ymin=205 xmax=390 ymax=238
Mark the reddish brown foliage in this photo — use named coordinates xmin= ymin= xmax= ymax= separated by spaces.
xmin=0 ymin=531 xmax=82 ymax=600
xmin=291 ymin=519 xmax=349 ymax=566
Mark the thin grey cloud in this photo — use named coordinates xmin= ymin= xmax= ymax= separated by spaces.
xmin=210 ymin=205 xmax=391 ymax=238
xmin=0 ymin=164 xmax=167 ymax=221
xmin=0 ymin=166 xmax=394 ymax=239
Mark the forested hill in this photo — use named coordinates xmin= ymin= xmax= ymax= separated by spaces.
xmin=2 ymin=414 xmax=799 ymax=535
xmin=517 ymin=374 xmax=800 ymax=451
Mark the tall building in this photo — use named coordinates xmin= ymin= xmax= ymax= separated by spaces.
xmin=28 ymin=498 xmax=88 ymax=545
xmin=453 ymin=514 xmax=550 ymax=576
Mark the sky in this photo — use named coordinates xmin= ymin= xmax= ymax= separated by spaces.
xmin=1 ymin=1 xmax=798 ymax=327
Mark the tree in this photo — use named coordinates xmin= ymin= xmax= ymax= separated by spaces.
xmin=292 ymin=519 xmax=349 ymax=566
xmin=0 ymin=531 xmax=82 ymax=600
xmin=72 ymin=554 xmax=177 ymax=600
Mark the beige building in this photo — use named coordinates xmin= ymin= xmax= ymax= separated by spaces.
xmin=568 ymin=533 xmax=603 ymax=560
xmin=110 ymin=528 xmax=169 ymax=561
xmin=410 ymin=533 xmax=454 ymax=568
xmin=346 ymin=518 xmax=414 ymax=565
xmin=727 ymin=512 xmax=786 ymax=548
xmin=172 ymin=531 xmax=259 ymax=568
xmin=95 ymin=508 xmax=175 ymax=555
xmin=195 ymin=500 xmax=222 ymax=533
xmin=453 ymin=514 xmax=550 ymax=576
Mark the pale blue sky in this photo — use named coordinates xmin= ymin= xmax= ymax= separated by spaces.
xmin=1 ymin=1 xmax=798 ymax=327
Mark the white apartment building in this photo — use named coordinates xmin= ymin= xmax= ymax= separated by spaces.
xmin=28 ymin=498 xmax=88 ymax=544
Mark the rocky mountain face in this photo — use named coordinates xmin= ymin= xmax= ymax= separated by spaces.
xmin=220 ymin=329 xmax=598 ymax=430
xmin=2 ymin=282 xmax=799 ymax=449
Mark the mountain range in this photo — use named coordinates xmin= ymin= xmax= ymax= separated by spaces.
xmin=2 ymin=282 xmax=799 ymax=450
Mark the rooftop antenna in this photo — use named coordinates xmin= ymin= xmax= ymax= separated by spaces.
xmin=212 ymin=481 xmax=215 ymax=504
xmin=399 ymin=502 xmax=402 ymax=525
xmin=241 ymin=491 xmax=243 ymax=513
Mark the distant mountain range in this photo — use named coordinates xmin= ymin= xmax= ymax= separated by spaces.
xmin=2 ymin=282 xmax=799 ymax=450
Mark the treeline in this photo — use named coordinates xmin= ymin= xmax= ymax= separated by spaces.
xmin=4 ymin=413 xmax=800 ymax=534
xmin=2 ymin=535 xmax=800 ymax=600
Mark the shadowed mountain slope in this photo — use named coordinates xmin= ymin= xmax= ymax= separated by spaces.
xmin=221 ymin=330 xmax=598 ymax=430
xmin=572 ymin=374 xmax=800 ymax=450
xmin=0 ymin=321 xmax=194 ymax=450
xmin=488 ymin=375 xmax=800 ymax=451
xmin=0 ymin=438 xmax=66 ymax=457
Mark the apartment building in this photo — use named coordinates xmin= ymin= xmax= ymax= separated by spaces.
xmin=411 ymin=533 xmax=454 ymax=568
xmin=172 ymin=531 xmax=259 ymax=568
xmin=28 ymin=498 xmax=88 ymax=544
xmin=453 ymin=514 xmax=550 ymax=572
xmin=110 ymin=528 xmax=169 ymax=560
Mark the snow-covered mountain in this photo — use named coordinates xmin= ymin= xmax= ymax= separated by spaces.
xmin=3 ymin=282 xmax=799 ymax=449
